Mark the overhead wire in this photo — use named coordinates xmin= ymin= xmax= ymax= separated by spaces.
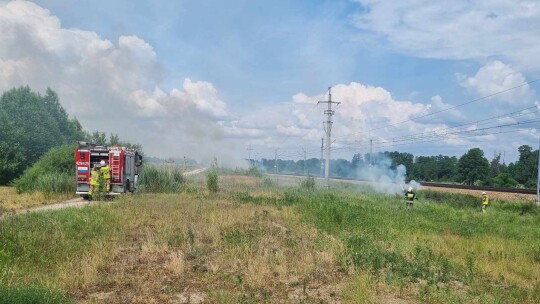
xmin=253 ymin=77 xmax=540 ymax=161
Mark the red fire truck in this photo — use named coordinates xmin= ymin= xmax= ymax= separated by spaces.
xmin=75 ymin=142 xmax=142 ymax=198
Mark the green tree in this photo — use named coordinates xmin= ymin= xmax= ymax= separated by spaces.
xmin=388 ymin=151 xmax=414 ymax=179
xmin=457 ymin=148 xmax=489 ymax=185
xmin=492 ymin=173 xmax=518 ymax=188
xmin=510 ymin=145 xmax=538 ymax=187
xmin=0 ymin=87 xmax=85 ymax=185
xmin=88 ymin=131 xmax=107 ymax=145
xmin=413 ymin=156 xmax=437 ymax=181
xmin=0 ymin=87 xmax=61 ymax=184
xmin=436 ymin=155 xmax=457 ymax=181
xmin=109 ymin=133 xmax=121 ymax=146
xmin=42 ymin=88 xmax=84 ymax=142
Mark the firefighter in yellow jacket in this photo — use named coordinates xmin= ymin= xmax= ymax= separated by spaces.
xmin=481 ymin=191 xmax=489 ymax=213
xmin=88 ymin=164 xmax=100 ymax=200
xmin=404 ymin=186 xmax=417 ymax=208
xmin=100 ymin=160 xmax=111 ymax=192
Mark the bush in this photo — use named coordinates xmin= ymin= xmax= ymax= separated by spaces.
xmin=247 ymin=166 xmax=263 ymax=177
xmin=300 ymin=175 xmax=316 ymax=189
xmin=206 ymin=169 xmax=219 ymax=193
xmin=493 ymin=173 xmax=518 ymax=188
xmin=15 ymin=145 xmax=75 ymax=193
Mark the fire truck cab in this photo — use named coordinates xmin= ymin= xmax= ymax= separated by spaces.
xmin=75 ymin=142 xmax=142 ymax=198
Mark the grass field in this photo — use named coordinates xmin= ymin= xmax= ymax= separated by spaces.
xmin=0 ymin=186 xmax=77 ymax=213
xmin=0 ymin=174 xmax=539 ymax=303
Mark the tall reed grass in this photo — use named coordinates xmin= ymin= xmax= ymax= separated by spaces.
xmin=15 ymin=172 xmax=74 ymax=196
xmin=137 ymin=165 xmax=184 ymax=193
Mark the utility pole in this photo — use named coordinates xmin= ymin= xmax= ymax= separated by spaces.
xmin=320 ymin=137 xmax=324 ymax=177
xmin=318 ymin=87 xmax=340 ymax=188
xmin=247 ymin=144 xmax=253 ymax=167
xmin=183 ymin=156 xmax=187 ymax=171
xmin=537 ymin=138 xmax=540 ymax=204
xmin=302 ymin=148 xmax=307 ymax=176
xmin=274 ymin=149 xmax=278 ymax=184
xmin=370 ymin=139 xmax=373 ymax=166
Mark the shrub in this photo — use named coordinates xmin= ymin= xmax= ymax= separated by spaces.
xmin=15 ymin=145 xmax=75 ymax=193
xmin=493 ymin=173 xmax=518 ymax=188
xmin=206 ymin=169 xmax=218 ymax=193
xmin=300 ymin=175 xmax=316 ymax=189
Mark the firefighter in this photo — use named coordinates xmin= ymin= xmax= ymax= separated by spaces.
xmin=100 ymin=160 xmax=111 ymax=192
xmin=481 ymin=191 xmax=489 ymax=213
xmin=404 ymin=186 xmax=417 ymax=208
xmin=88 ymin=164 xmax=100 ymax=200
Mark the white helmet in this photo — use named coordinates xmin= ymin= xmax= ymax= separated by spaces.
xmin=100 ymin=160 xmax=106 ymax=166
xmin=482 ymin=191 xmax=486 ymax=195
xmin=408 ymin=187 xmax=413 ymax=192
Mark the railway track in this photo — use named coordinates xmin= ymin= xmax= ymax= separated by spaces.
xmin=419 ymin=182 xmax=536 ymax=195
xmin=270 ymin=173 xmax=537 ymax=195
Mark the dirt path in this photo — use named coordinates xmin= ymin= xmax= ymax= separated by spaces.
xmin=0 ymin=197 xmax=91 ymax=219
xmin=1 ymin=168 xmax=208 ymax=219
xmin=183 ymin=167 xmax=206 ymax=176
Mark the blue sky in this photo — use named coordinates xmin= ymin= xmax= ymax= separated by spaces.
xmin=1 ymin=0 xmax=540 ymax=164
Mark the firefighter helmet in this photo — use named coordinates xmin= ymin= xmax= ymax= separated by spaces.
xmin=408 ymin=187 xmax=413 ymax=192
xmin=100 ymin=160 xmax=106 ymax=166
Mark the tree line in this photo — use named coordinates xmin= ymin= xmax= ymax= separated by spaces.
xmin=0 ymin=86 xmax=140 ymax=185
xmin=256 ymin=146 xmax=538 ymax=188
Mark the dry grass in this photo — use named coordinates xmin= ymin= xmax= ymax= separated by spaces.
xmin=422 ymin=185 xmax=536 ymax=202
xmin=416 ymin=232 xmax=540 ymax=287
xmin=8 ymin=173 xmax=535 ymax=303
xmin=65 ymin=193 xmax=347 ymax=303
xmin=0 ymin=186 xmax=76 ymax=212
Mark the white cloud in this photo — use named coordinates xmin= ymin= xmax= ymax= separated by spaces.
xmin=0 ymin=0 xmax=244 ymax=164
xmin=2 ymin=1 xmax=536 ymax=163
xmin=428 ymin=95 xmax=463 ymax=119
xmin=457 ymin=61 xmax=535 ymax=105
xmin=352 ymin=0 xmax=540 ymax=70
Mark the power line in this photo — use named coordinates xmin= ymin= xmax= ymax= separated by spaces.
xmin=332 ymin=118 xmax=540 ymax=152
xmin=340 ymin=105 xmax=540 ymax=148
xmin=334 ymin=77 xmax=540 ymax=139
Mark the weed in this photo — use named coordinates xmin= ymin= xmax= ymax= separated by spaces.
xmin=300 ymin=175 xmax=316 ymax=190
xmin=207 ymin=169 xmax=219 ymax=193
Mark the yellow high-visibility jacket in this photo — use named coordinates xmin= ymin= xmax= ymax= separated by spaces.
xmin=90 ymin=168 xmax=100 ymax=186
xmin=405 ymin=191 xmax=417 ymax=202
xmin=482 ymin=195 xmax=489 ymax=205
xmin=100 ymin=165 xmax=110 ymax=179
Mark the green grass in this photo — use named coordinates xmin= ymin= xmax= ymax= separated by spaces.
xmin=278 ymin=188 xmax=540 ymax=303
xmin=1 ymin=174 xmax=539 ymax=303
xmin=0 ymin=285 xmax=73 ymax=304
xmin=0 ymin=205 xmax=120 ymax=288
xmin=228 ymin=181 xmax=540 ymax=303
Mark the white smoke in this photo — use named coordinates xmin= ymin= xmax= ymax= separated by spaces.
xmin=356 ymin=156 xmax=421 ymax=195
